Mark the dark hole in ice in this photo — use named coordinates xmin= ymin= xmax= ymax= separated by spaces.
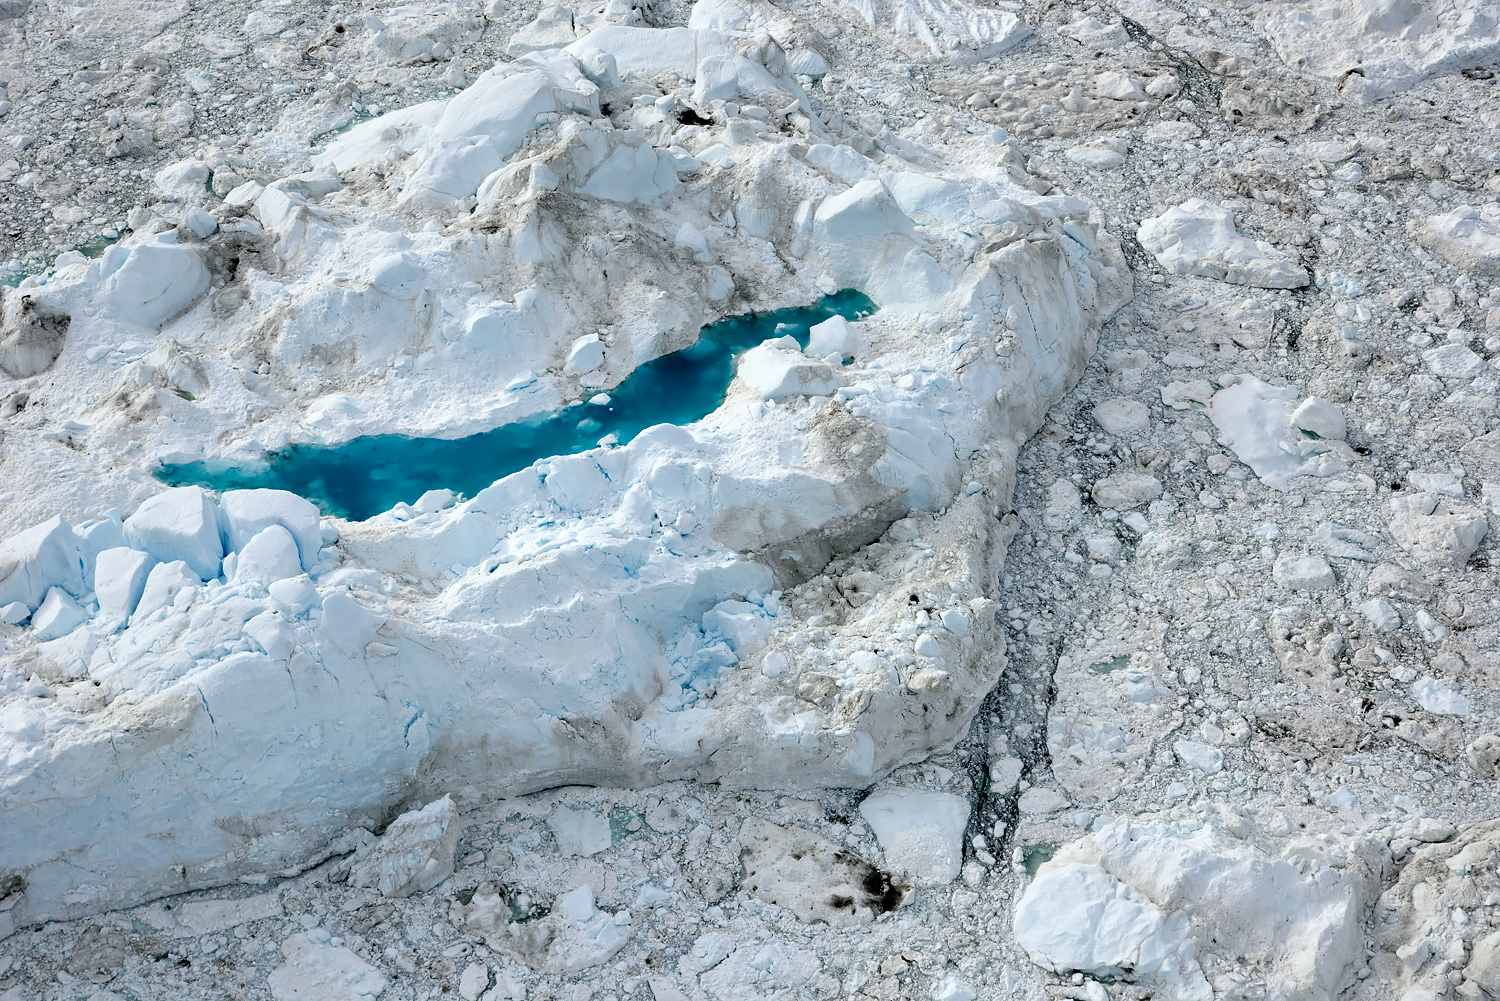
xmin=858 ymin=865 xmax=908 ymax=914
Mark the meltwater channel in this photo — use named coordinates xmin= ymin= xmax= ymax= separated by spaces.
xmin=159 ymin=290 xmax=877 ymax=520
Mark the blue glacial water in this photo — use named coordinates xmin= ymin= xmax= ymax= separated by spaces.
xmin=159 ymin=290 xmax=877 ymax=521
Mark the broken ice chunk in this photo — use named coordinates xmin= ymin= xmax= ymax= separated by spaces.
xmin=348 ymin=796 xmax=460 ymax=898
xmin=565 ymin=333 xmax=606 ymax=375
xmin=133 ymin=560 xmax=198 ymax=621
xmin=1388 ymin=492 xmax=1488 ymax=568
xmin=95 ymin=547 xmax=155 ymax=624
xmin=31 ymin=587 xmax=84 ymax=641
xmin=1208 ymin=376 xmax=1353 ymax=489
xmin=1288 ymin=397 xmax=1346 ymax=440
xmin=123 ymin=486 xmax=223 ymax=581
xmin=1413 ymin=676 xmax=1469 ymax=717
xmin=235 ymin=525 xmax=303 ymax=585
xmin=538 ymin=883 xmax=633 ymax=973
xmin=736 ymin=339 xmax=842 ymax=399
xmin=548 ymin=807 xmax=612 ymax=857
xmin=102 ymin=237 xmax=211 ymax=327
xmin=268 ymin=932 xmax=387 ymax=1001
xmin=0 ymin=515 xmax=86 ymax=611
xmin=1137 ymin=199 xmax=1308 ymax=288
xmin=1407 ymin=204 xmax=1500 ymax=277
xmin=806 ymin=314 xmax=860 ymax=360
xmin=1090 ymin=473 xmax=1162 ymax=511
xmin=1092 ymin=398 xmax=1149 ymax=435
xmin=1423 ymin=343 xmax=1487 ymax=379
xmin=1174 ymin=739 xmax=1224 ymax=773
xmin=1272 ymin=554 xmax=1336 ymax=591
xmin=1357 ymin=598 xmax=1401 ymax=632
xmin=858 ymin=789 xmax=970 ymax=886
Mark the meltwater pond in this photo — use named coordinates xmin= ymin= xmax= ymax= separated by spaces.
xmin=160 ymin=290 xmax=877 ymax=521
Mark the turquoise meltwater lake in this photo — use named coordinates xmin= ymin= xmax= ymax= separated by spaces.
xmin=158 ymin=290 xmax=877 ymax=521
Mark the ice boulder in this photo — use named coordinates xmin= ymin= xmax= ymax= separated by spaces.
xmin=1138 ymin=199 xmax=1308 ymax=288
xmin=1016 ymin=862 xmax=1198 ymax=995
xmin=548 ymin=807 xmax=613 ymax=857
xmin=220 ymin=489 xmax=322 ymax=570
xmin=133 ymin=560 xmax=199 ymax=620
xmin=268 ymin=933 xmax=388 ymax=1001
xmin=572 ymin=134 xmax=678 ymax=203
xmin=102 ymin=237 xmax=211 ymax=327
xmin=305 ymin=393 xmax=370 ymax=431
xmin=153 ymin=159 xmax=211 ymax=203
xmin=702 ymin=598 xmax=774 ymax=655
xmin=691 ymin=53 xmax=786 ymax=104
xmin=565 ymin=26 xmax=737 ymax=81
xmin=1208 ymin=376 xmax=1353 ymax=488
xmin=536 ymin=884 xmax=632 ymax=974
xmin=508 ymin=4 xmax=579 ymax=55
xmin=123 ymin=486 xmax=223 ymax=581
xmin=429 ymin=68 xmax=560 ymax=154
xmin=400 ymin=136 xmax=504 ymax=207
xmin=736 ymin=337 xmax=843 ymax=399
xmin=848 ymin=0 xmax=1029 ymax=63
xmin=348 ymin=796 xmax=460 ymax=898
xmin=674 ymin=222 xmax=711 ymax=261
xmin=1014 ymin=818 xmax=1374 ymax=1001
xmin=77 ymin=520 xmax=126 ymax=589
xmin=0 ymin=286 xmax=71 ymax=378
xmin=813 ymin=179 xmax=916 ymax=246
xmin=369 ymin=252 xmax=426 ymax=298
xmin=235 ymin=525 xmax=304 ymax=585
xmin=565 ymin=333 xmax=606 ymax=375
xmin=364 ymin=2 xmax=481 ymax=64
xmin=806 ymin=314 xmax=859 ymax=360
xmin=687 ymin=0 xmax=833 ymax=76
xmin=0 ymin=515 xmax=85 ymax=611
xmin=858 ymin=789 xmax=970 ymax=886
xmin=95 ymin=547 xmax=156 ymax=624
xmin=1408 ymin=204 xmax=1500 ymax=277
xmin=1388 ymin=492 xmax=1489 ymax=568
xmin=31 ymin=586 xmax=85 ymax=641
xmin=1258 ymin=0 xmax=1500 ymax=99
xmin=1413 ymin=675 xmax=1469 ymax=716
xmin=1288 ymin=396 xmax=1346 ymax=441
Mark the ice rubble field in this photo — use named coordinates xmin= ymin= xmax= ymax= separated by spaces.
xmin=0 ymin=13 xmax=1127 ymax=936
xmin=3 ymin=0 xmax=1500 ymax=998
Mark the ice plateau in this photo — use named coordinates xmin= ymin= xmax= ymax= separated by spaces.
xmin=0 ymin=19 xmax=1126 ymax=930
